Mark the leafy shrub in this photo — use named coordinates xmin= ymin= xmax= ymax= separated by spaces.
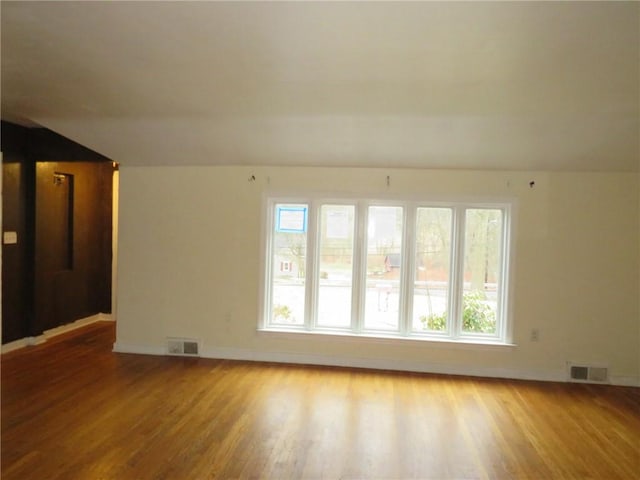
xmin=422 ymin=311 xmax=446 ymax=331
xmin=273 ymin=304 xmax=292 ymax=322
xmin=420 ymin=291 xmax=496 ymax=334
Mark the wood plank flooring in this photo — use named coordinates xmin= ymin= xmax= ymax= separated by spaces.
xmin=2 ymin=321 xmax=639 ymax=479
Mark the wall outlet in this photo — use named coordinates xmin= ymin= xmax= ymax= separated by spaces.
xmin=530 ymin=328 xmax=540 ymax=342
xmin=3 ymin=231 xmax=18 ymax=244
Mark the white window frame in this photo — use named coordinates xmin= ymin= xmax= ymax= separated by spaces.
xmin=260 ymin=195 xmax=515 ymax=345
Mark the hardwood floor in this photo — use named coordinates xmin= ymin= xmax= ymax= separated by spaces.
xmin=2 ymin=322 xmax=639 ymax=479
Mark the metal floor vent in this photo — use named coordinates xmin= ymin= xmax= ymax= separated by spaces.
xmin=167 ymin=338 xmax=200 ymax=357
xmin=568 ymin=363 xmax=608 ymax=384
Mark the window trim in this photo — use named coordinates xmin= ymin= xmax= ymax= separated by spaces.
xmin=260 ymin=194 xmax=515 ymax=345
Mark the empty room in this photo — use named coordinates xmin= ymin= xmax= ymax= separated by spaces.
xmin=2 ymin=1 xmax=639 ymax=479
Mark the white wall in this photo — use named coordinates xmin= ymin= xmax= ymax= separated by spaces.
xmin=115 ymin=166 xmax=640 ymax=385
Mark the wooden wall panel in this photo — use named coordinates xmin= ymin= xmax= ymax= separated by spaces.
xmin=1 ymin=121 xmax=113 ymax=343
xmin=1 ymin=123 xmax=34 ymax=343
xmin=35 ymin=162 xmax=113 ymax=331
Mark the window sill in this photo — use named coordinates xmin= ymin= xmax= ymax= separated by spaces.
xmin=257 ymin=327 xmax=516 ymax=351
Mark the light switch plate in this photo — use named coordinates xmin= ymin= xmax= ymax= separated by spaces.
xmin=3 ymin=231 xmax=18 ymax=244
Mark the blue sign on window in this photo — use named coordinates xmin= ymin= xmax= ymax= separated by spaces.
xmin=276 ymin=206 xmax=307 ymax=233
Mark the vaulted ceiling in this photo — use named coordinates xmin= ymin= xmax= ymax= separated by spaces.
xmin=2 ymin=1 xmax=638 ymax=171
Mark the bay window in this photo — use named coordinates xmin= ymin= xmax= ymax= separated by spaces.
xmin=262 ymin=197 xmax=512 ymax=344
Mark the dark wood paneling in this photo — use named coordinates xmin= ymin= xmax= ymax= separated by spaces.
xmin=1 ymin=121 xmax=113 ymax=342
xmin=0 ymin=122 xmax=27 ymax=153
xmin=1 ymin=122 xmax=35 ymax=343
xmin=26 ymin=128 xmax=110 ymax=162
xmin=98 ymin=163 xmax=113 ymax=313
xmin=35 ymin=162 xmax=113 ymax=331
xmin=1 ymin=160 xmax=30 ymax=342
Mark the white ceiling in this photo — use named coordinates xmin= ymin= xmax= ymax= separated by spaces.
xmin=2 ymin=1 xmax=638 ymax=171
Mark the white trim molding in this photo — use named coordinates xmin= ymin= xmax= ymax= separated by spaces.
xmin=112 ymin=342 xmax=164 ymax=356
xmin=110 ymin=342 xmax=587 ymax=385
xmin=609 ymin=375 xmax=640 ymax=388
xmin=1 ymin=335 xmax=47 ymax=354
xmin=204 ymin=347 xmax=567 ymax=383
xmin=42 ymin=313 xmax=113 ymax=340
xmin=1 ymin=313 xmax=112 ymax=354
xmin=110 ymin=341 xmax=639 ymax=387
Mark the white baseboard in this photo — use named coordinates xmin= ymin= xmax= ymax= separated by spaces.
xmin=609 ymin=375 xmax=640 ymax=387
xmin=208 ymin=347 xmax=570 ymax=383
xmin=111 ymin=342 xmax=577 ymax=384
xmin=42 ymin=313 xmax=112 ymax=339
xmin=2 ymin=313 xmax=112 ymax=354
xmin=112 ymin=342 xmax=165 ymax=356
xmin=111 ymin=342 xmax=640 ymax=387
xmin=1 ymin=335 xmax=47 ymax=354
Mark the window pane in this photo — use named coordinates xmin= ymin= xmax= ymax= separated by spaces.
xmin=461 ymin=209 xmax=502 ymax=334
xmin=413 ymin=208 xmax=452 ymax=332
xmin=364 ymin=206 xmax=403 ymax=330
xmin=316 ymin=205 xmax=355 ymax=328
xmin=270 ymin=204 xmax=308 ymax=325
